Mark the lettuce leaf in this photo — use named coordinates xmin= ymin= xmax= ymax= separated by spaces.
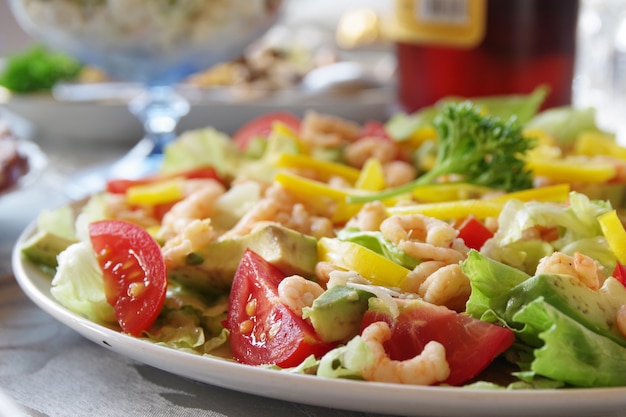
xmin=461 ymin=250 xmax=530 ymax=321
xmin=317 ymin=335 xmax=371 ymax=380
xmin=161 ymin=127 xmax=240 ymax=177
xmin=36 ymin=205 xmax=76 ymax=240
xmin=148 ymin=283 xmax=230 ymax=354
xmin=481 ymin=192 xmax=615 ymax=275
xmin=525 ymin=106 xmax=605 ymax=145
xmin=513 ymin=299 xmax=626 ymax=387
xmin=50 ymin=241 xmax=115 ymax=324
xmin=336 ymin=227 xmax=420 ymax=270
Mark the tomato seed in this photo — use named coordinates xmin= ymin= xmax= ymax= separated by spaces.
xmin=239 ymin=319 xmax=254 ymax=335
xmin=245 ymin=299 xmax=257 ymax=317
xmin=127 ymin=282 xmax=146 ymax=298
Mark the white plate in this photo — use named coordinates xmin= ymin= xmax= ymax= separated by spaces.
xmin=0 ymin=86 xmax=394 ymax=145
xmin=0 ymin=139 xmax=46 ymax=197
xmin=11 ymin=222 xmax=626 ymax=417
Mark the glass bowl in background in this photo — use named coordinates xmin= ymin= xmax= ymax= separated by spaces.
xmin=8 ymin=0 xmax=283 ymax=179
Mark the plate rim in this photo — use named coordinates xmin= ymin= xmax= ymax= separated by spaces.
xmin=10 ymin=220 xmax=626 ymax=417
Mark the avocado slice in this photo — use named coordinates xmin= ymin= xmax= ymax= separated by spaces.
xmin=168 ymin=224 xmax=318 ymax=295
xmin=302 ymin=285 xmax=374 ymax=343
xmin=21 ymin=230 xmax=77 ymax=270
xmin=501 ymin=273 xmax=626 ymax=348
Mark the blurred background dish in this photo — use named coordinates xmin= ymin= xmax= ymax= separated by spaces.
xmin=0 ymin=0 xmax=395 ymax=148
xmin=0 ymin=116 xmax=46 ymax=197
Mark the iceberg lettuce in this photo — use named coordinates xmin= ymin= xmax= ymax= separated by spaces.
xmin=50 ymin=241 xmax=115 ymax=324
xmin=481 ymin=192 xmax=615 ymax=275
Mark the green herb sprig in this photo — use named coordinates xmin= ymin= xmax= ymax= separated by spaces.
xmin=348 ymin=102 xmax=536 ymax=203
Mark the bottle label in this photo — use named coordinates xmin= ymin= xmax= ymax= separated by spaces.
xmin=389 ymin=0 xmax=487 ymax=47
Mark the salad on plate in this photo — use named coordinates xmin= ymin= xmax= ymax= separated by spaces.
xmin=18 ymin=86 xmax=626 ymax=389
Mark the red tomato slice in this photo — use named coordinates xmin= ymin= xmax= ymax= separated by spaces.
xmin=106 ymin=166 xmax=222 ymax=194
xmin=232 ymin=112 xmax=301 ymax=150
xmin=612 ymin=263 xmax=626 ymax=287
xmin=457 ymin=216 xmax=494 ymax=251
xmin=359 ymin=120 xmax=391 ymax=141
xmin=225 ymin=249 xmax=333 ymax=367
xmin=361 ymin=300 xmax=515 ymax=386
xmin=89 ymin=220 xmax=167 ymax=336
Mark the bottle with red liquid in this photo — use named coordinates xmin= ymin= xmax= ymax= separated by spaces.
xmin=391 ymin=0 xmax=580 ymax=112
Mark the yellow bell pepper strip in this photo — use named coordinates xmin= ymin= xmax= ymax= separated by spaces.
xmin=526 ymin=159 xmax=616 ymax=183
xmin=412 ymin=183 xmax=496 ymax=203
xmin=355 ymin=158 xmax=386 ymax=191
xmin=405 ymin=125 xmax=437 ymax=148
xmin=274 ymin=171 xmax=352 ymax=201
xmin=126 ymin=179 xmax=185 ymax=206
xmin=598 ymin=209 xmax=626 ymax=264
xmin=274 ymin=171 xmax=400 ymax=224
xmin=318 ymin=237 xmax=410 ymax=287
xmin=275 ymin=153 xmax=360 ymax=183
xmin=489 ymin=184 xmax=571 ymax=203
xmin=574 ymin=131 xmax=626 ymax=160
xmin=386 ymin=199 xmax=504 ymax=220
xmin=273 ymin=171 xmax=358 ymax=217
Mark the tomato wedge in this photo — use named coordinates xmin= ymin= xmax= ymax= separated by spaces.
xmin=358 ymin=120 xmax=391 ymax=141
xmin=106 ymin=166 xmax=222 ymax=194
xmin=89 ymin=220 xmax=167 ymax=336
xmin=226 ymin=249 xmax=333 ymax=367
xmin=361 ymin=300 xmax=515 ymax=386
xmin=612 ymin=262 xmax=626 ymax=288
xmin=232 ymin=112 xmax=301 ymax=150
xmin=457 ymin=216 xmax=494 ymax=250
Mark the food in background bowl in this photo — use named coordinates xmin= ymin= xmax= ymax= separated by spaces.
xmin=9 ymin=0 xmax=284 ymax=84
xmin=0 ymin=119 xmax=29 ymax=192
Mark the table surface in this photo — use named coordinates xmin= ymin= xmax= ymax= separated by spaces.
xmin=0 ymin=140 xmax=396 ymax=417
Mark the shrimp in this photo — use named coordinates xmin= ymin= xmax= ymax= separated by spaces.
xmin=419 ymin=264 xmax=471 ymax=312
xmin=536 ymin=251 xmax=603 ymax=290
xmin=161 ymin=218 xmax=219 ymax=268
xmin=359 ymin=321 xmax=450 ymax=385
xmin=300 ymin=111 xmax=361 ymax=148
xmin=402 ymin=262 xmax=470 ymax=311
xmin=381 ymin=214 xmax=468 ymax=264
xmin=277 ymin=275 xmax=325 ymax=317
xmin=343 ymin=136 xmax=397 ymax=168
xmin=345 ymin=201 xmax=388 ymax=231
xmin=222 ymin=184 xmax=334 ymax=240
xmin=398 ymin=241 xmax=467 ymax=264
xmin=381 ymin=214 xmax=459 ymax=248
xmin=402 ymin=261 xmax=445 ymax=294
xmin=382 ymin=160 xmax=417 ymax=188
xmin=157 ymin=179 xmax=226 ymax=241
xmin=105 ymin=193 xmax=159 ymax=229
xmin=314 ymin=261 xmax=340 ymax=288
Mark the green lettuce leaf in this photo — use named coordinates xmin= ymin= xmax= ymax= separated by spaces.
xmin=317 ymin=335 xmax=371 ymax=380
xmin=50 ymin=241 xmax=115 ymax=324
xmin=36 ymin=205 xmax=76 ymax=240
xmin=385 ymin=86 xmax=547 ymax=141
xmin=481 ymin=192 xmax=615 ymax=275
xmin=336 ymin=227 xmax=420 ymax=270
xmin=513 ymin=299 xmax=626 ymax=387
xmin=161 ymin=127 xmax=239 ymax=177
xmin=525 ymin=106 xmax=605 ymax=145
xmin=461 ymin=250 xmax=530 ymax=321
xmin=148 ymin=283 xmax=230 ymax=354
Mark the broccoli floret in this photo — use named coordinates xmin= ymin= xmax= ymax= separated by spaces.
xmin=349 ymin=102 xmax=536 ymax=203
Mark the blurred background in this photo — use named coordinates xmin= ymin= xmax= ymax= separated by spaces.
xmin=1 ymin=0 xmax=626 ymax=142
